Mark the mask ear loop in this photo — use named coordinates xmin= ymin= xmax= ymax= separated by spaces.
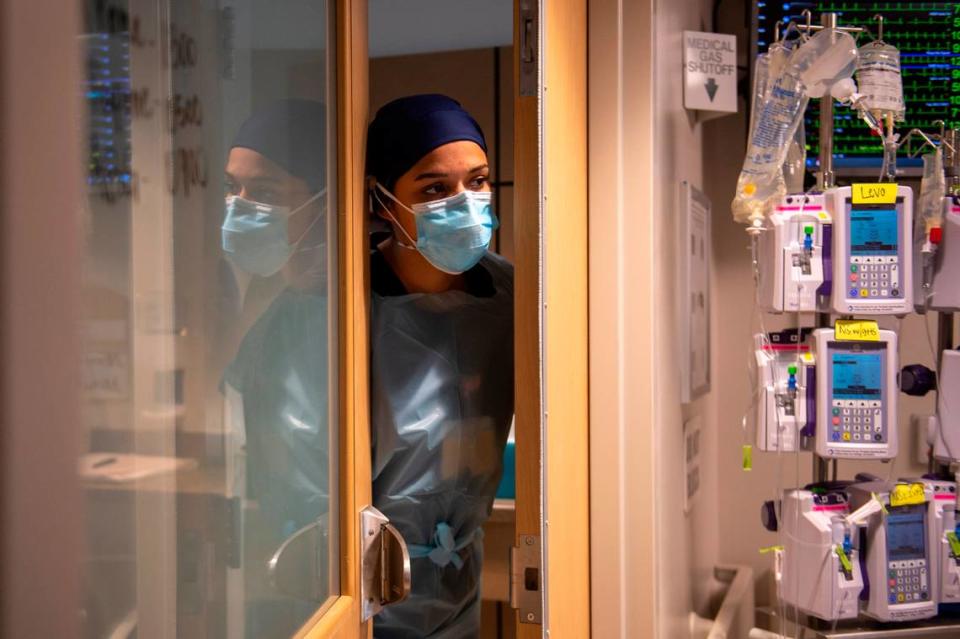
xmin=374 ymin=184 xmax=419 ymax=250
xmin=289 ymin=189 xmax=327 ymax=249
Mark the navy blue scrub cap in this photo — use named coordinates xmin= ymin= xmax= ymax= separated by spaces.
xmin=231 ymin=99 xmax=326 ymax=192
xmin=366 ymin=94 xmax=487 ymax=189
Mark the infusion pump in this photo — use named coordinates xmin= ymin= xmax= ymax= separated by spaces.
xmin=812 ymin=328 xmax=899 ymax=460
xmin=933 ymin=349 xmax=960 ymax=465
xmin=848 ymin=482 xmax=938 ymax=622
xmin=757 ymin=187 xmax=914 ymax=316
xmin=757 ymin=194 xmax=831 ymax=313
xmin=754 ymin=330 xmax=813 ymax=452
xmin=830 ymin=185 xmax=914 ymax=315
xmin=915 ymin=478 xmax=960 ymax=605
xmin=914 ymin=197 xmax=960 ymax=312
xmin=779 ymin=488 xmax=863 ymax=621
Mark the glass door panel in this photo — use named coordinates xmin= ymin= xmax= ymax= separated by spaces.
xmin=79 ymin=1 xmax=338 ymax=637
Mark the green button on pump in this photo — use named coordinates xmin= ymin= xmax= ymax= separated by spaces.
xmin=851 ymin=265 xmax=858 ymax=273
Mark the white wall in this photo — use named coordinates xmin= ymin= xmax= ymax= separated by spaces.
xmin=652 ymin=0 xmax=725 ymax=635
xmin=368 ymin=0 xmax=512 ymax=58
xmin=589 ymin=0 xmax=722 ymax=636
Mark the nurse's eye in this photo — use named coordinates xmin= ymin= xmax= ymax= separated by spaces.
xmin=422 ymin=182 xmax=448 ymax=197
xmin=224 ymin=179 xmax=239 ymax=196
xmin=469 ymin=175 xmax=489 ymax=190
xmin=249 ymin=189 xmax=280 ymax=205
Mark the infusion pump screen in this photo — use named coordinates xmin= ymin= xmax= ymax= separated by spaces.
xmin=887 ymin=507 xmax=926 ymax=561
xmin=832 ymin=353 xmax=882 ymax=399
xmin=850 ymin=209 xmax=898 ymax=256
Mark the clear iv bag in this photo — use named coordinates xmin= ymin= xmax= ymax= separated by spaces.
xmin=748 ymin=52 xmax=770 ymax=139
xmin=918 ymin=149 xmax=945 ymax=235
xmin=732 ymin=29 xmax=858 ymax=226
xmin=856 ymin=41 xmax=905 ymax=121
xmin=749 ymin=42 xmax=791 ymax=137
xmin=783 ymin=118 xmax=806 ymax=194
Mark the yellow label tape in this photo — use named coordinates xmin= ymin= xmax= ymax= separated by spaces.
xmin=852 ymin=183 xmax=898 ymax=205
xmin=835 ymin=319 xmax=880 ymax=342
xmin=890 ymin=483 xmax=926 ymax=508
xmin=742 ymin=445 xmax=753 ymax=472
xmin=872 ymin=492 xmax=889 ymax=515
xmin=835 ymin=545 xmax=853 ymax=572
xmin=759 ymin=545 xmax=784 ymax=554
xmin=948 ymin=532 xmax=960 ymax=558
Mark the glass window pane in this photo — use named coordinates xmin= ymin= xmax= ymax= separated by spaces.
xmin=79 ymin=1 xmax=337 ymax=637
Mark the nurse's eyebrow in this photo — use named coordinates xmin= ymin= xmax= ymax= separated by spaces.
xmin=413 ymin=164 xmax=490 ymax=181
xmin=224 ymin=172 xmax=283 ymax=185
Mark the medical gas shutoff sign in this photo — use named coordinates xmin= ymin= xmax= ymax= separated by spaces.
xmin=683 ymin=31 xmax=736 ymax=114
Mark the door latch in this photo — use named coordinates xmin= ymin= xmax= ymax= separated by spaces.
xmin=519 ymin=0 xmax=539 ymax=97
xmin=361 ymin=506 xmax=412 ymax=621
xmin=510 ymin=534 xmax=542 ymax=624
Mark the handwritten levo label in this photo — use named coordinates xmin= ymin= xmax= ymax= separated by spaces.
xmin=835 ymin=319 xmax=880 ymax=342
xmin=890 ymin=483 xmax=926 ymax=508
xmin=852 ymin=183 xmax=898 ymax=205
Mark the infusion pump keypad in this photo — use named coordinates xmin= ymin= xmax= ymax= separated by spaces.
xmin=888 ymin=560 xmax=928 ymax=604
xmin=831 ymin=400 xmax=885 ymax=442
xmin=843 ymin=203 xmax=906 ymax=304
xmin=849 ymin=257 xmax=901 ymax=299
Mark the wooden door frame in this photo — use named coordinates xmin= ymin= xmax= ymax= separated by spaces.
xmin=0 ymin=1 xmax=84 ymax=638
xmin=301 ymin=0 xmax=369 ymax=636
xmin=586 ymin=0 xmax=658 ymax=637
xmin=514 ymin=0 xmax=591 ymax=636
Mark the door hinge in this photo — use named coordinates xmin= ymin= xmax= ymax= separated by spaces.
xmin=519 ymin=0 xmax=539 ymax=97
xmin=510 ymin=534 xmax=542 ymax=624
xmin=360 ymin=506 xmax=412 ymax=622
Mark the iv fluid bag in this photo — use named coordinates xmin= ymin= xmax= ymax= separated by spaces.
xmin=732 ymin=29 xmax=858 ymax=225
xmin=856 ymin=42 xmax=905 ymax=121
xmin=783 ymin=118 xmax=806 ymax=194
xmin=918 ymin=149 xmax=945 ymax=235
xmin=748 ymin=52 xmax=770 ymax=139
xmin=750 ymin=43 xmax=792 ymax=136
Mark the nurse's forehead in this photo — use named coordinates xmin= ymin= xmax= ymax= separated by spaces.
xmin=408 ymin=141 xmax=488 ymax=176
xmin=225 ymin=147 xmax=291 ymax=181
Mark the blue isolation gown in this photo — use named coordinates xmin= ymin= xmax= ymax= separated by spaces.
xmin=370 ymin=251 xmax=514 ymax=639
xmin=224 ymin=287 xmax=329 ymax=638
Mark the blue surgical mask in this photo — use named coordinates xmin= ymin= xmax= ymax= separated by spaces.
xmin=375 ymin=184 xmax=498 ymax=275
xmin=222 ymin=191 xmax=322 ymax=277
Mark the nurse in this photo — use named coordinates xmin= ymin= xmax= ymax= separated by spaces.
xmin=366 ymin=94 xmax=514 ymax=638
xmin=220 ymin=99 xmax=331 ymax=637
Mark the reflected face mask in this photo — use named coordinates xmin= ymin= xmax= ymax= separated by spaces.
xmin=376 ymin=184 xmax=498 ymax=275
xmin=221 ymin=191 xmax=322 ymax=277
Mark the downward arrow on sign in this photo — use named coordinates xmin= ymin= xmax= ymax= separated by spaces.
xmin=705 ymin=77 xmax=718 ymax=102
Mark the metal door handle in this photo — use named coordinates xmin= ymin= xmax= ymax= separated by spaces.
xmin=361 ymin=506 xmax=411 ymax=621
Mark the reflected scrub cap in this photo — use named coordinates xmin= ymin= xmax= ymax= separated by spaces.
xmin=231 ymin=99 xmax=327 ymax=192
xmin=366 ymin=94 xmax=487 ymax=190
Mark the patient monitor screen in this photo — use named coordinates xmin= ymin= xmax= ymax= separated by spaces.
xmin=887 ymin=507 xmax=926 ymax=561
xmin=850 ymin=208 xmax=898 ymax=256
xmin=832 ymin=352 xmax=883 ymax=400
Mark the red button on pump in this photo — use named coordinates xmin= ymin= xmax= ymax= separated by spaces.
xmin=833 ymin=417 xmax=841 ymax=426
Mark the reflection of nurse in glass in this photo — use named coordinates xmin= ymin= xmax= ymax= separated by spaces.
xmin=367 ymin=95 xmax=514 ymax=638
xmin=220 ymin=99 xmax=329 ymax=638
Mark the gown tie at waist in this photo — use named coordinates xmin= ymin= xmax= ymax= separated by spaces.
xmin=408 ymin=522 xmax=483 ymax=569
